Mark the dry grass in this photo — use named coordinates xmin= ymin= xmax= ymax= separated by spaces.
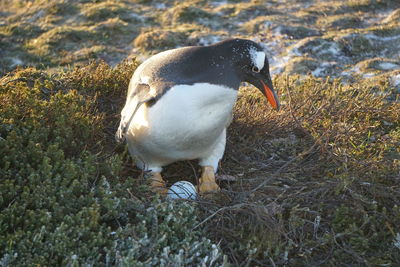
xmin=199 ymin=76 xmax=399 ymax=265
xmin=142 ymin=75 xmax=400 ymax=265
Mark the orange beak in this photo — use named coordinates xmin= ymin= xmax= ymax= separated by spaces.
xmin=261 ymin=80 xmax=279 ymax=110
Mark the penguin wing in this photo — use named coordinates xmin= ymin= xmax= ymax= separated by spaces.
xmin=115 ymin=81 xmax=171 ymax=142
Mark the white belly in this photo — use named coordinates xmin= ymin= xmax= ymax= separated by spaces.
xmin=125 ymin=83 xmax=238 ymax=167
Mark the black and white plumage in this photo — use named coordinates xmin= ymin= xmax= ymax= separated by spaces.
xmin=116 ymin=38 xmax=280 ymax=194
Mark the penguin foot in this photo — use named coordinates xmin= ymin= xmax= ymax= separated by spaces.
xmin=198 ymin=166 xmax=220 ymax=194
xmin=148 ymin=172 xmax=168 ymax=195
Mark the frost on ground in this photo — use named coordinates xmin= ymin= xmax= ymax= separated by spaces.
xmin=395 ymin=233 xmax=400 ymax=250
xmin=0 ymin=0 xmax=399 ymax=86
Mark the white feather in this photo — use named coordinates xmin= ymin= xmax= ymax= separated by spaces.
xmin=125 ymin=83 xmax=237 ymax=172
xmin=250 ymin=49 xmax=266 ymax=70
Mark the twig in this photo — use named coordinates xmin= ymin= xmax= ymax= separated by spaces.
xmin=250 ymin=140 xmax=319 ymax=193
xmin=285 ymin=77 xmax=310 ymax=136
xmin=1 ymin=77 xmax=30 ymax=86
xmin=186 ymin=160 xmax=199 ymax=183
xmin=269 ymin=257 xmax=277 ymax=267
xmin=192 ymin=203 xmax=247 ymax=230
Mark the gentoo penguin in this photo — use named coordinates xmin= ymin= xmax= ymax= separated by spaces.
xmin=116 ymin=38 xmax=280 ymax=195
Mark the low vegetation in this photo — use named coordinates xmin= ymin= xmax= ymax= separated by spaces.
xmin=0 ymin=62 xmax=227 ymax=266
xmin=1 ymin=0 xmax=400 ymax=266
xmin=1 ymin=61 xmax=399 ymax=266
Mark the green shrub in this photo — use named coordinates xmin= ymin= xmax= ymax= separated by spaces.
xmin=0 ymin=63 xmax=226 ymax=266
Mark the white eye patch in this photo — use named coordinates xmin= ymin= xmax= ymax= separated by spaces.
xmin=250 ymin=49 xmax=265 ymax=71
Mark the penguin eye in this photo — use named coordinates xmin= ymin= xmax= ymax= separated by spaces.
xmin=252 ymin=66 xmax=260 ymax=73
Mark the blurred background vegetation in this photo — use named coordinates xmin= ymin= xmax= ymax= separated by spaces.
xmin=0 ymin=0 xmax=399 ymax=266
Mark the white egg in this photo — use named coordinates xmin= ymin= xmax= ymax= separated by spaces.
xmin=167 ymin=181 xmax=197 ymax=200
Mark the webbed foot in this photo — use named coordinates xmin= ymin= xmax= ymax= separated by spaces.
xmin=148 ymin=172 xmax=168 ymax=195
xmin=198 ymin=166 xmax=220 ymax=194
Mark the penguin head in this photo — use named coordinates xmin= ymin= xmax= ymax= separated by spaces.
xmin=218 ymin=38 xmax=280 ymax=111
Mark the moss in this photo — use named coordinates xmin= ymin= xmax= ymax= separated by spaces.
xmin=161 ymin=4 xmax=214 ymax=25
xmin=45 ymin=0 xmax=79 ymax=16
xmin=383 ymin=9 xmax=400 ymax=25
xmin=186 ymin=30 xmax=227 ymax=46
xmin=284 ymin=56 xmax=319 ymax=74
xmin=370 ymin=25 xmax=400 ymax=37
xmin=239 ymin=14 xmax=298 ymax=34
xmin=229 ymin=2 xmax=276 ymax=21
xmin=82 ymin=2 xmax=134 ymax=22
xmin=23 ymin=22 xmax=135 ymax=66
xmin=345 ymin=0 xmax=375 ymax=11
xmin=0 ymin=45 xmax=42 ymax=76
xmin=239 ymin=16 xmax=270 ymax=34
xmin=133 ymin=29 xmax=188 ymax=52
xmin=290 ymin=37 xmax=341 ymax=61
xmin=27 ymin=26 xmax=96 ymax=58
xmin=356 ymin=58 xmax=400 ymax=73
xmin=335 ymin=33 xmax=376 ymax=58
xmin=58 ymin=45 xmax=121 ymax=66
xmin=214 ymin=3 xmax=237 ymax=17
xmin=278 ymin=25 xmax=321 ymax=39
xmin=240 ymin=14 xmax=317 ymax=37
xmin=0 ymin=22 xmax=44 ymax=38
xmin=360 ymin=70 xmax=400 ymax=98
xmin=70 ymin=45 xmax=107 ymax=61
xmin=345 ymin=0 xmax=399 ymax=11
xmin=89 ymin=18 xmax=136 ymax=41
xmin=293 ymin=10 xmax=319 ymax=24
xmin=317 ymin=15 xmax=363 ymax=30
